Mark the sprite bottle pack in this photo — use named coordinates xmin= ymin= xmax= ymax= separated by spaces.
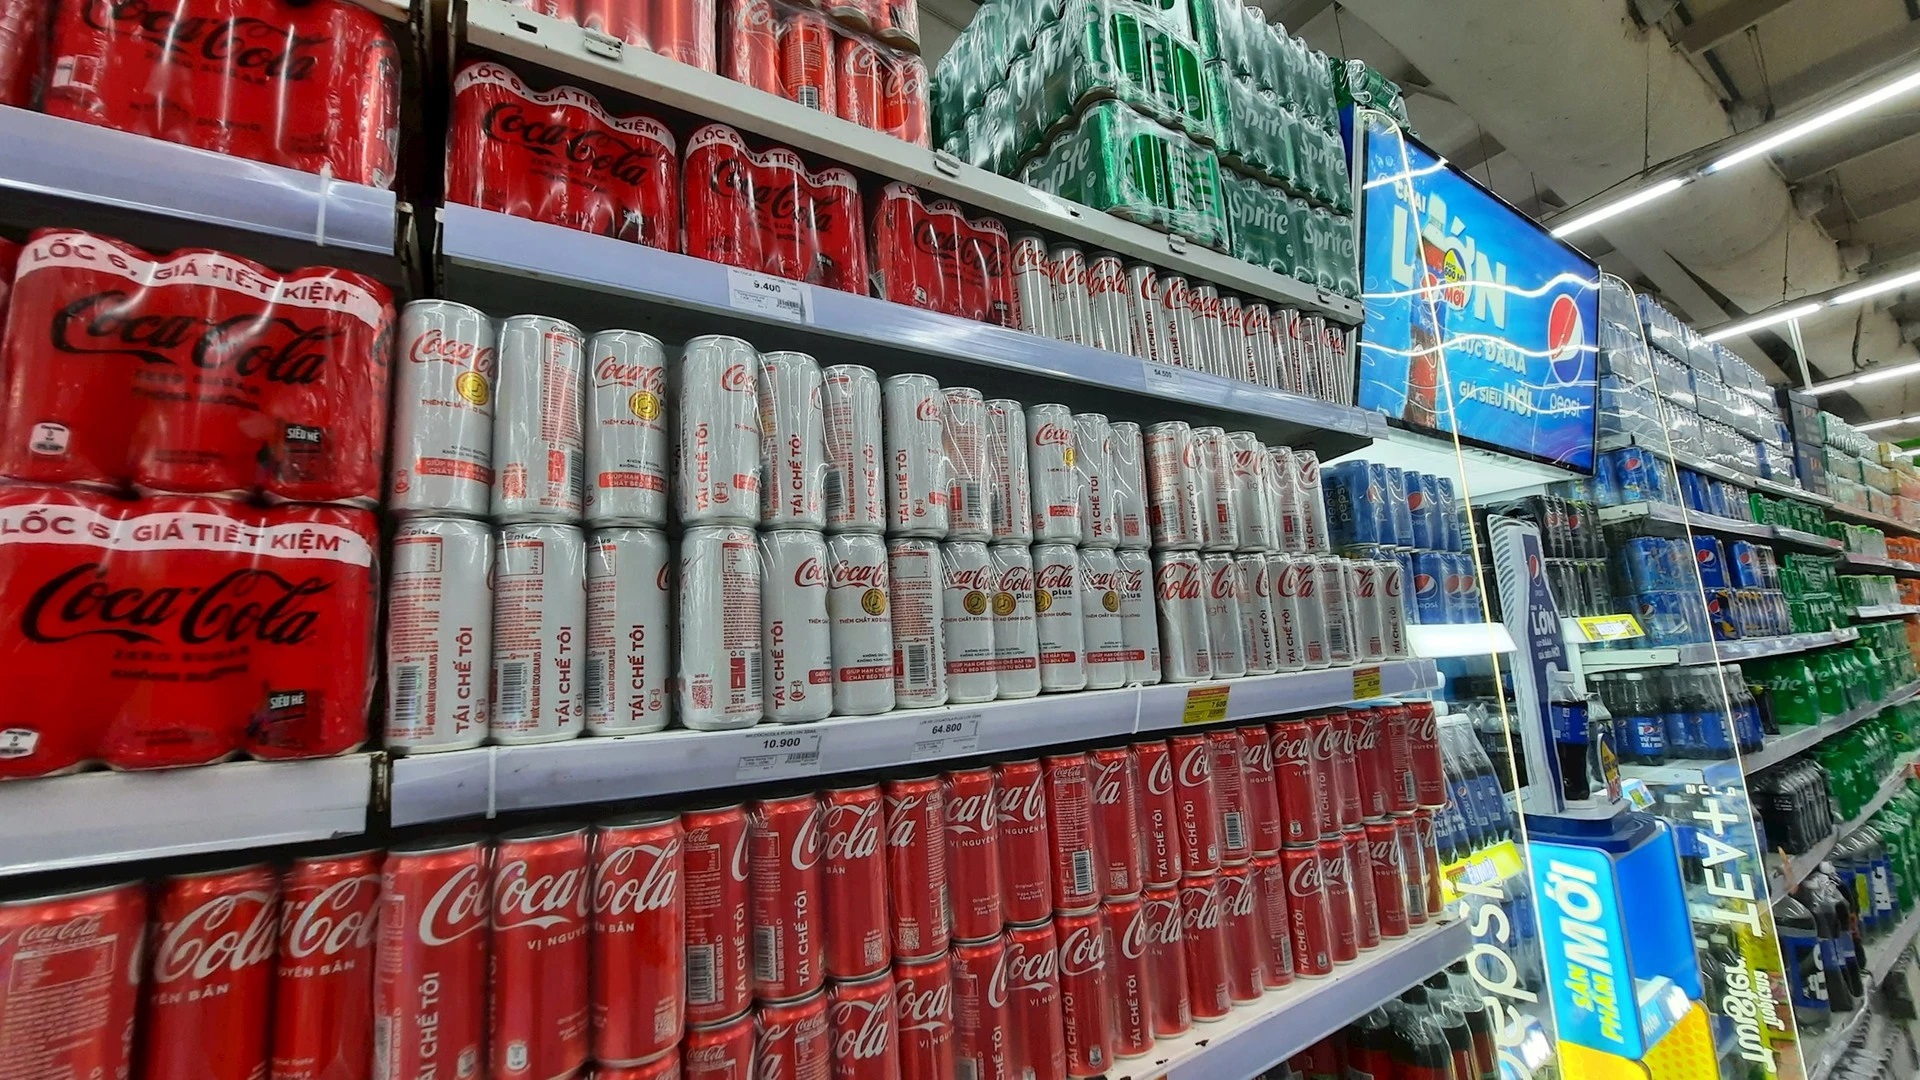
xmin=1021 ymin=100 xmax=1230 ymax=249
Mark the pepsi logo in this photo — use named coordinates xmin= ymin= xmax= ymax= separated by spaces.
xmin=1546 ymin=294 xmax=1586 ymax=384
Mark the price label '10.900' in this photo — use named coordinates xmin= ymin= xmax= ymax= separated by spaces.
xmin=735 ymin=729 xmax=823 ymax=780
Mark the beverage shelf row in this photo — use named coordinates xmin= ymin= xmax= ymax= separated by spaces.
xmin=1598 ymin=433 xmax=1832 ymax=510
xmin=1595 ymin=500 xmax=1841 ymax=552
xmin=1803 ymin=993 xmax=1876 ymax=1080
xmin=1767 ymin=748 xmax=1918 ymax=899
xmin=1855 ymin=604 xmax=1920 ymax=620
xmin=1581 ymin=627 xmax=1860 ymax=673
xmin=1841 ymin=552 xmax=1920 ymax=577
xmin=1623 ymin=679 xmax=1920 ymax=786
xmin=1866 ymin=900 xmax=1920 ymax=988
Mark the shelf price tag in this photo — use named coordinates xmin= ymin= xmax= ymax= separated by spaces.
xmin=1142 ymin=363 xmax=1185 ymax=394
xmin=1351 ymin=665 xmax=1382 ymax=700
xmin=1574 ymin=614 xmax=1644 ymax=643
xmin=727 ymin=267 xmax=813 ymax=324
xmin=1181 ymin=685 xmax=1230 ymax=725
xmin=911 ymin=714 xmax=981 ymax=760
xmin=735 ymin=729 xmax=823 ymax=780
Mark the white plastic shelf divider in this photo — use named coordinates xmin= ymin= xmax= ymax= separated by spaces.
xmin=1855 ymin=604 xmax=1920 ymax=619
xmin=1111 ymin=919 xmax=1471 ymax=1080
xmin=389 ymin=659 xmax=1437 ymax=824
xmin=0 ymin=753 xmax=379 ymax=877
xmin=1841 ymin=552 xmax=1920 ymax=577
xmin=1581 ymin=627 xmax=1859 ymax=672
xmin=1405 ymin=622 xmax=1518 ymax=659
xmin=438 ymin=204 xmax=1383 ymax=454
xmin=458 ymin=0 xmax=1362 ymax=325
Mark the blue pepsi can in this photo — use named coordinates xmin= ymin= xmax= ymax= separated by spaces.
xmin=1384 ymin=467 xmax=1415 ymax=548
xmin=1602 ymin=447 xmax=1666 ymax=505
xmin=1442 ymin=553 xmax=1473 ymax=623
xmin=1323 ymin=461 xmax=1385 ymax=548
xmin=1434 ymin=478 xmax=1460 ymax=551
xmin=1407 ymin=472 xmax=1433 ymax=550
xmin=1412 ymin=550 xmax=1447 ymax=624
xmin=1693 ymin=537 xmax=1728 ymax=589
xmin=1614 ymin=537 xmax=1674 ymax=593
xmin=1678 ymin=469 xmax=1708 ymax=513
xmin=1727 ymin=541 xmax=1765 ymax=589
xmin=1704 ymin=587 xmax=1740 ymax=641
xmin=1633 ymin=590 xmax=1690 ymax=646
xmin=1457 ymin=554 xmax=1482 ymax=621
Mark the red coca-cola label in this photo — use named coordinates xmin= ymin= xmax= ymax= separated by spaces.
xmin=871 ymin=182 xmax=943 ymax=312
xmin=147 ymin=871 xmax=279 ymax=1080
xmin=44 ymin=0 xmax=398 ymax=185
xmin=449 ymin=62 xmax=679 ymax=249
xmin=685 ymin=123 xmax=867 ymax=293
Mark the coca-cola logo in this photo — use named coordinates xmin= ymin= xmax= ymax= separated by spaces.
xmin=1241 ymin=733 xmax=1273 ymax=773
xmin=946 ymin=564 xmax=994 ymax=593
xmin=710 ymin=157 xmax=839 ymax=238
xmin=1181 ymin=885 xmax=1223 ymax=932
xmin=1157 ymin=560 xmax=1201 ymax=602
xmin=412 ymin=327 xmax=497 ymax=374
xmin=1270 ymin=725 xmax=1310 ymax=768
xmin=1058 ymin=923 xmax=1106 ymax=976
xmin=1033 ymin=422 xmax=1072 ymax=447
xmin=984 ymin=944 xmax=1012 ymax=1009
xmin=789 ymin=808 xmax=825 ymax=871
xmin=1208 ymin=564 xmax=1238 ymax=600
xmin=1119 ymin=904 xmax=1152 ymax=960
xmin=997 ymin=773 xmax=1046 ymax=824
xmin=1176 ymin=742 xmax=1211 ymax=787
xmin=1309 ymin=720 xmax=1342 ymax=764
xmin=996 ymin=563 xmax=1033 ymax=593
xmin=53 ymin=292 xmax=334 ymax=382
xmin=1006 ymin=939 xmax=1058 ymax=991
xmin=886 ymin=794 xmax=926 ymax=848
xmin=482 ymin=103 xmax=661 ymax=185
xmin=418 ymin=861 xmax=489 ymax=946
xmin=593 ymin=354 xmax=663 ymax=391
xmin=1144 ymin=751 xmax=1173 ymax=796
xmin=914 ymin=396 xmax=940 ymax=422
xmin=1144 ymin=895 xmax=1183 ymax=946
xmin=17 ymin=913 xmax=105 ymax=949
xmin=831 ymin=997 xmax=893 ymax=1061
xmin=23 ymin=564 xmax=332 ymax=646
xmin=1220 ymin=874 xmax=1257 ymax=918
xmin=82 ymin=0 xmax=324 ymax=78
xmin=282 ymin=873 xmax=381 ymax=959
xmin=829 ymin=557 xmax=886 ymax=589
xmin=492 ymin=857 xmax=588 ymax=930
xmin=1012 ymin=240 xmax=1047 ymax=273
xmin=1034 ymin=562 xmax=1074 ymax=591
xmin=793 ymin=556 xmax=825 ymax=589
xmin=824 ymin=800 xmax=882 ymax=863
xmin=1407 ymin=705 xmax=1437 ymax=745
xmin=1091 ymin=758 xmax=1128 ymax=807
xmin=153 ymin=889 xmax=278 ymax=983
xmin=593 ymin=840 xmax=680 ymax=916
xmin=1368 ymin=837 xmax=1399 ymax=867
xmin=945 ymin=785 xmax=996 ymax=835
xmin=895 ymin=976 xmax=952 ymax=1033
xmin=720 ymin=363 xmax=752 ymax=393
xmin=910 ymin=219 xmax=964 ymax=270
xmin=1287 ymin=857 xmax=1324 ymax=896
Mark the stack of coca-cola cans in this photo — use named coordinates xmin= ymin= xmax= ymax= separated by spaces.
xmin=1008 ymin=234 xmax=1355 ymax=403
xmin=719 ymin=0 xmax=929 ymax=145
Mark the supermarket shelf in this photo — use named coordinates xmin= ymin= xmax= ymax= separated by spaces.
xmin=439 ymin=204 xmax=1382 ymax=454
xmin=0 ymin=106 xmax=398 ymax=273
xmin=1803 ymin=997 xmax=1874 ymax=1080
xmin=1406 ymin=622 xmax=1517 ymax=659
xmin=1580 ymin=627 xmax=1859 ymax=672
xmin=1624 ymin=680 xmax=1920 ymax=786
xmin=1855 ymin=604 xmax=1920 ymax=619
xmin=0 ymin=754 xmax=379 ymax=878
xmin=1768 ymin=749 xmax=1918 ymax=901
xmin=1825 ymin=499 xmax=1920 ymax=540
xmin=1110 ymin=918 xmax=1472 ymax=1080
xmin=1841 ymin=552 xmax=1920 ymax=577
xmin=1841 ymin=754 xmax=1916 ymax=843
xmin=1867 ymin=903 xmax=1920 ymax=980
xmin=390 ymin=659 xmax=1439 ymax=825
xmin=1597 ymin=434 xmax=1828 ymax=507
xmin=458 ymin=0 xmax=1363 ymax=325
xmin=1594 ymin=500 xmax=1841 ymax=550
xmin=1776 ymin=526 xmax=1844 ymax=552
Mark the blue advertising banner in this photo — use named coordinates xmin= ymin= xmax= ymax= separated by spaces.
xmin=1354 ymin=113 xmax=1602 ymax=471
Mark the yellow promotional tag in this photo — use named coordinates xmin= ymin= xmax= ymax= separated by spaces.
xmin=1352 ymin=665 xmax=1382 ymax=699
xmin=1576 ymin=614 xmax=1645 ymax=643
xmin=1182 ymin=685 xmax=1230 ymax=725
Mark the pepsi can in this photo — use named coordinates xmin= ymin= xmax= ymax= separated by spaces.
xmin=1383 ymin=467 xmax=1414 ymax=549
xmin=1434 ymin=477 xmax=1460 ymax=551
xmin=1444 ymin=553 xmax=1475 ymax=623
xmin=1693 ymin=537 xmax=1728 ymax=589
xmin=1406 ymin=472 xmax=1432 ymax=551
xmin=1411 ymin=551 xmax=1447 ymax=625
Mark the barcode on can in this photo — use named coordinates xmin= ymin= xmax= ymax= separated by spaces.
xmin=498 ymin=661 xmax=530 ymax=718
xmin=586 ymin=658 xmax=609 ymax=712
xmin=906 ymin=644 xmax=934 ymax=688
xmin=754 ymin=926 xmax=779 ymax=984
xmin=959 ymin=482 xmax=984 ymax=522
xmin=1224 ymin=812 xmax=1245 ymax=851
xmin=390 ymin=664 xmax=424 ymax=729
xmin=1072 ymin=849 xmax=1094 ymax=897
xmin=746 ymin=652 xmax=764 ymax=694
xmin=798 ymin=87 xmax=821 ymax=110
xmin=687 ymin=943 xmax=719 ymax=1005
xmin=824 ymin=466 xmax=844 ymax=508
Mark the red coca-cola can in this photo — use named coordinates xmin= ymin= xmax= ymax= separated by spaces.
xmin=1139 ymin=886 xmax=1191 ymax=1038
xmin=1239 ymin=724 xmax=1283 ymax=855
xmin=945 ymin=767 xmax=1005 ymax=941
xmin=375 ymin=836 xmax=489 ymax=1080
xmin=600 ymin=1054 xmax=681 ymax=1080
xmin=894 ymin=953 xmax=956 ymax=1080
xmin=756 ymin=990 xmax=832 ymax=1076
xmin=1215 ymin=863 xmax=1266 ymax=1004
xmin=1407 ymin=701 xmax=1447 ymax=808
xmin=1413 ymin=808 xmax=1444 ymax=917
xmin=1343 ymin=827 xmax=1381 ymax=953
xmin=1208 ymin=730 xmax=1251 ymax=864
xmin=1089 ymin=745 xmax=1145 ymax=898
xmin=684 ymin=1009 xmax=755 ymax=1079
xmin=578 ymin=0 xmax=647 ymax=45
xmin=1320 ymin=713 xmax=1363 ymax=830
xmin=1296 ymin=1037 xmax=1343 ymax=1079
xmin=492 ymin=824 xmax=591 ymax=1080
xmin=594 ymin=813 xmax=688 ymax=1065
xmin=829 ymin=971 xmax=901 ymax=1079
xmin=1269 ymin=718 xmax=1322 ymax=846
xmin=824 ymin=784 xmax=891 ymax=979
xmin=995 ymin=758 xmax=1054 ymax=923
xmin=885 ymin=775 xmax=950 ymax=959
xmin=1177 ymin=875 xmax=1230 ymax=1023
xmin=723 ymin=0 xmax=780 ymax=93
xmin=1380 ymin=702 xmax=1419 ymax=814
xmin=883 ymin=53 xmax=929 ymax=147
xmin=1364 ymin=820 xmax=1410 ymax=940
xmin=751 ymin=793 xmax=827 ymax=1001
xmin=145 ymin=864 xmax=279 ymax=1080
xmin=871 ymin=181 xmax=943 ymax=312
xmin=1055 ymin=908 xmax=1115 ymax=1077
xmin=1349 ymin=707 xmax=1389 ymax=821
xmin=1104 ymin=896 xmax=1154 ymax=1060
xmin=1134 ymin=738 xmax=1183 ymax=886
xmin=1316 ymin=836 xmax=1356 ymax=966
xmin=1044 ymin=753 xmax=1102 ymax=914
xmin=835 ymin=34 xmax=886 ymax=130
xmin=683 ymin=803 xmax=754 ymax=1024
xmin=1280 ymin=845 xmax=1332 ymax=978
xmin=273 ymin=850 xmax=382 ymax=1079
xmin=779 ymin=8 xmax=836 ymax=114
xmin=952 ymin=934 xmax=1013 ymax=1080
xmin=653 ymin=0 xmax=717 ymax=69
xmin=1249 ymin=854 xmax=1294 ymax=989
xmin=1167 ymin=734 xmax=1221 ymax=875
xmin=1004 ymin=921 xmax=1067 ymax=1080
xmin=0 ymin=882 xmax=145 ymax=1080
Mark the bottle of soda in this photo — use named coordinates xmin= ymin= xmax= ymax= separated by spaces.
xmin=1343 ymin=1007 xmax=1396 ymax=1080
xmin=1776 ymin=893 xmax=1832 ymax=1032
xmin=1725 ymin=670 xmax=1764 ymax=755
xmin=1585 ymin=681 xmax=1622 ymax=801
xmin=1547 ymin=669 xmax=1592 ymax=805
xmin=1441 ymin=960 xmax=1500 ymax=1080
xmin=1814 ymin=651 xmax=1848 ymax=718
xmin=1659 ymin=671 xmax=1695 ymax=758
xmin=1830 ymin=833 xmax=1879 ymax=936
xmin=1387 ymin=988 xmax=1456 ymax=1080
xmin=1682 ymin=670 xmax=1734 ymax=761
xmin=1610 ymin=672 xmax=1667 ymax=765
xmin=1799 ymin=879 xmax=1857 ymax=1013
xmin=1811 ymin=865 xmax=1866 ymax=1002
xmin=1291 ymin=1036 xmax=1341 ymax=1080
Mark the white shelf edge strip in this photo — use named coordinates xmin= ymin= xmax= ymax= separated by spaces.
xmin=1867 ymin=903 xmax=1920 ymax=980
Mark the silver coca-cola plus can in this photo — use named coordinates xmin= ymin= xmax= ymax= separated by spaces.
xmin=821 ymin=364 xmax=886 ymax=534
xmin=1227 ymin=432 xmax=1274 ymax=553
xmin=1188 ymin=284 xmax=1224 ymax=376
xmin=1029 ymin=403 xmax=1082 ymax=543
xmin=1378 ymin=559 xmax=1409 ymax=659
xmin=1314 ymin=554 xmax=1355 ymax=666
xmin=1235 ymin=553 xmax=1278 ymax=676
xmin=1122 ymin=262 xmax=1160 ymax=363
xmin=1191 ymin=427 xmax=1240 ymax=552
xmin=1086 ymin=253 xmax=1133 ymax=356
xmin=889 ymin=538 xmax=949 ymax=708
xmin=1115 ymin=548 xmax=1161 ymax=685
xmin=1269 ymin=553 xmax=1326 ymax=670
xmin=584 ymin=329 xmax=670 ymax=526
xmin=585 ymin=526 xmax=671 ymax=735
xmin=760 ymin=529 xmax=833 ymax=723
xmin=758 ymin=351 xmax=828 ymax=529
xmin=1144 ymin=421 xmax=1202 ymax=550
xmin=1107 ymin=422 xmax=1149 ymax=550
xmin=1268 ymin=445 xmax=1303 ymax=554
xmin=827 ymin=532 xmax=895 ymax=716
xmin=942 ymin=540 xmax=999 ymax=704
xmin=884 ymin=374 xmax=950 ymax=538
xmin=1202 ymin=552 xmax=1247 ymax=679
xmin=985 ymin=399 xmax=1034 ymax=543
xmin=1079 ymin=545 xmax=1129 ymax=691
xmin=1153 ymin=550 xmax=1211 ymax=683
xmin=492 ymin=315 xmax=586 ymax=523
xmin=678 ymin=335 xmax=762 ymax=527
xmin=1034 ymin=542 xmax=1086 ymax=693
xmin=942 ymin=388 xmax=991 ymax=542
xmin=989 ymin=543 xmax=1041 ymax=700
xmin=1048 ymin=243 xmax=1092 ymax=347
xmin=1294 ymin=450 xmax=1331 ymax=552
xmin=1074 ymin=412 xmax=1115 ymax=547
xmin=678 ymin=525 xmax=764 ymax=729
xmin=1011 ymin=232 xmax=1053 ymax=338
xmin=1154 ymin=273 xmax=1195 ymax=368
xmin=386 ymin=516 xmax=493 ymax=752
xmin=391 ymin=299 xmax=496 ymax=517
xmin=491 ymin=522 xmax=586 ymax=743
xmin=1345 ymin=559 xmax=1387 ymax=663
xmin=1218 ymin=296 xmax=1248 ymax=384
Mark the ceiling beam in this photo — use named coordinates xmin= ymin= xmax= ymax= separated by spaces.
xmin=1770 ymin=20 xmax=1920 ymax=111
xmin=1445 ymin=133 xmax=1505 ymax=173
xmin=1673 ymin=0 xmax=1806 ymax=54
xmin=1871 ymin=233 xmax=1920 ymax=274
xmin=1842 ymin=174 xmax=1920 ymax=222
xmin=1779 ymin=112 xmax=1920 ymax=181
xmin=1258 ymin=0 xmax=1334 ymax=29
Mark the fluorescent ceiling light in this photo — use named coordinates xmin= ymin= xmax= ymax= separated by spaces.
xmin=1549 ymin=178 xmax=1688 ymax=238
xmin=1709 ymin=70 xmax=1920 ymax=173
xmin=1858 ymin=414 xmax=1920 ymax=432
xmin=1830 ymin=266 xmax=1920 ymax=307
xmin=1701 ymin=303 xmax=1822 ymax=343
xmin=1809 ymin=360 xmax=1920 ymax=394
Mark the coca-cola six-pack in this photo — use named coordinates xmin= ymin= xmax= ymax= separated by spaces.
xmin=0 ymin=710 xmax=1444 ymax=1079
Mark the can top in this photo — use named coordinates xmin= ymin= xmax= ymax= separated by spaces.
xmin=1072 ymin=411 xmax=1109 ymax=424
xmin=943 ymin=386 xmax=984 ymax=401
xmin=402 ymin=297 xmax=488 ymax=318
xmin=822 ymin=363 xmax=878 ymax=379
xmin=759 ymin=350 xmax=821 ymax=366
xmin=883 ymin=372 xmax=937 ymax=387
xmin=501 ymin=313 xmax=584 ymax=336
xmin=387 ymin=832 xmax=492 ymax=856
xmin=587 ymin=327 xmax=664 ymax=347
xmin=0 ymin=878 xmax=143 ymax=908
xmin=496 ymin=822 xmax=590 ymax=842
xmin=597 ymin=810 xmax=681 ymax=829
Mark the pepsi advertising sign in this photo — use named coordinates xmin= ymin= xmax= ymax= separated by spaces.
xmin=1353 ymin=113 xmax=1601 ymax=471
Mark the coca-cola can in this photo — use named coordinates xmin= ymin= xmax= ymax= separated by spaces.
xmin=1295 ymin=450 xmax=1331 ymax=552
xmin=375 ymin=837 xmax=488 ymax=1080
xmin=988 ymin=543 xmax=1041 ymax=699
xmin=1250 ymin=854 xmax=1295 ymax=989
xmin=822 ymin=364 xmax=886 ymax=533
xmin=1398 ymin=811 xmax=1435 ymax=926
xmin=586 ymin=526 xmax=672 ymax=735
xmin=1090 ymin=746 xmax=1145 ymax=898
xmin=1241 ymin=302 xmax=1278 ymax=386
xmin=759 ymin=350 xmax=828 ymax=529
xmin=1313 ymin=554 xmax=1355 ymax=665
xmin=1153 ymin=550 xmax=1211 ymax=683
xmin=679 ymin=334 xmax=762 ymax=526
xmin=1106 ymin=422 xmax=1149 ymax=549
xmin=1044 ymin=753 xmax=1101 ymax=914
xmin=750 ymin=794 xmax=827 ymax=1001
xmin=885 ymin=776 xmax=950 ymax=959
xmin=1104 ymin=896 xmax=1154 ymax=1059
xmin=1028 ymin=403 xmax=1082 ymax=543
xmin=995 ymin=759 xmax=1053 ymax=923
xmin=1114 ymin=548 xmax=1162 ymax=686
xmin=1191 ymin=426 xmax=1239 ymax=551
xmin=1121 ymin=262 xmax=1160 ymax=362
xmin=1363 ymin=820 xmax=1409 ymax=940
xmin=492 ymin=314 xmax=585 ymax=523
xmin=1343 ymin=827 xmax=1381 ymax=952
xmin=1267 ymin=446 xmax=1302 ymax=554
xmin=826 ymin=532 xmax=895 ymax=716
xmin=1323 ymin=713 xmax=1363 ymax=831
xmin=1055 ymin=908 xmax=1115 ymax=1077
xmin=593 ymin=813 xmax=687 ymax=1065
xmin=684 ymin=1010 xmax=754 ymax=1079
xmin=1407 ymin=702 xmax=1447 ymax=808
xmin=821 ymin=784 xmax=890 ymax=980
xmin=1208 ymin=730 xmax=1251 ymax=865
xmin=1188 ymin=284 xmax=1224 ymax=377
xmin=760 ymin=529 xmax=833 ymax=723
xmin=1215 ymin=863 xmax=1265 ymax=1003
xmin=392 ymin=299 xmax=496 ymax=517
xmin=1144 ymin=421 xmax=1203 ymax=550
xmin=1177 ymin=875 xmax=1231 ymax=1022
xmin=1085 ymin=253 xmax=1133 ymax=356
xmin=683 ymin=804 xmax=753 ymax=1024
xmin=1079 ymin=545 xmax=1129 ymax=691
xmin=387 ymin=517 xmax=493 ymax=753
xmin=1167 ymin=734 xmax=1220 ymax=875
xmin=984 ymin=399 xmax=1034 ymax=543
xmin=1377 ymin=703 xmax=1417 ymax=815
xmin=1004 ymin=921 xmax=1067 ymax=1080
xmin=1317 ymin=837 xmax=1357 ymax=965
xmin=1034 ymin=542 xmax=1086 ymax=692
xmin=679 ymin=525 xmax=764 ymax=729
xmin=952 ymin=934 xmax=1013 ymax=1080
xmin=1227 ymin=432 xmax=1273 ymax=551
xmin=1238 ymin=724 xmax=1282 ymax=855
xmin=1073 ymin=412 xmax=1115 ymax=547
xmin=586 ymin=328 xmax=670 ymax=526
xmin=1304 ymin=715 xmax=1342 ymax=838
xmin=941 ymin=387 xmax=991 ymax=541
xmin=942 ymin=540 xmax=999 ymax=704
xmin=828 ymin=970 xmax=901 ymax=1079
xmin=1218 ymin=295 xmax=1249 ymax=384
xmin=756 ymin=991 xmax=831 ymax=1077
xmin=1202 ymin=552 xmax=1247 ymax=679
xmin=1280 ymin=845 xmax=1332 ymax=978
xmin=1268 ymin=718 xmax=1321 ymax=847
xmin=1270 ymin=553 xmax=1328 ymax=669
xmin=1378 ymin=558 xmax=1410 ymax=659
xmin=492 ymin=522 xmax=586 ymax=744
xmin=944 ymin=767 xmax=1004 ymax=941
xmin=1139 ymin=886 xmax=1191 ymax=1037
xmin=1350 ymin=707 xmax=1389 ymax=821
xmin=272 ymin=851 xmax=382 ymax=1080
xmin=146 ymin=866 xmax=277 ymax=1079
xmin=894 ymin=953 xmax=956 ymax=1080
xmin=1346 ymin=559 xmax=1387 ymax=663
xmin=598 ymin=1054 xmax=681 ymax=1080
xmin=491 ymin=824 xmax=591 ymax=1080
xmin=1010 ymin=232 xmax=1053 ymax=337
xmin=889 ymin=538 xmax=949 ymax=708
xmin=1154 ymin=272 xmax=1195 ymax=368
xmin=884 ymin=373 xmax=950 ymax=538
xmin=1236 ymin=552 xmax=1278 ymax=676
xmin=1135 ymin=739 xmax=1182 ymax=886
xmin=1047 ymin=243 xmax=1093 ymax=347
